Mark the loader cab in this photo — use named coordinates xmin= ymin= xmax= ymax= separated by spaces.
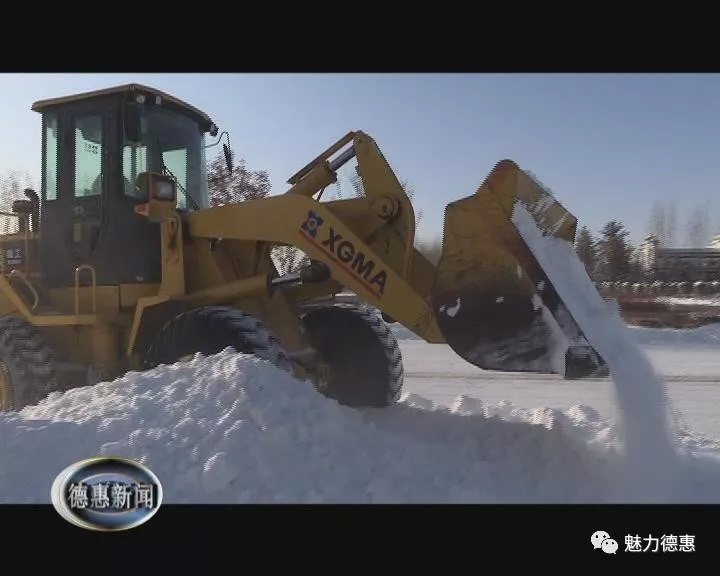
xmin=32 ymin=84 xmax=216 ymax=288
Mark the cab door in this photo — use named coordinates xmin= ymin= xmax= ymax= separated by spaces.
xmin=38 ymin=98 xmax=162 ymax=289
xmin=39 ymin=104 xmax=107 ymax=289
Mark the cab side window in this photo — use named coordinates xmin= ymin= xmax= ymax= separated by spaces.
xmin=43 ymin=113 xmax=59 ymax=201
xmin=74 ymin=115 xmax=103 ymax=197
xmin=123 ymin=143 xmax=148 ymax=198
xmin=163 ymin=149 xmax=188 ymax=209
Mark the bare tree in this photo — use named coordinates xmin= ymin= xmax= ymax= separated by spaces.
xmin=648 ymin=201 xmax=667 ymax=247
xmin=0 ymin=170 xmax=35 ymax=234
xmin=207 ymin=149 xmax=271 ymax=206
xmin=648 ymin=200 xmax=677 ymax=247
xmin=685 ymin=202 xmax=711 ymax=248
xmin=666 ymin=200 xmax=677 ymax=248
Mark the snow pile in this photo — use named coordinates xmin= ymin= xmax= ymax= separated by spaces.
xmin=1 ymin=349 xmax=719 ymax=503
xmin=0 ymin=351 xmax=633 ymax=503
xmin=0 ymin=352 xmax=607 ymax=503
xmin=512 ymin=202 xmax=678 ymax=501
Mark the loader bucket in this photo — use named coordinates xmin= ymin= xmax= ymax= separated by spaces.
xmin=432 ymin=160 xmax=608 ymax=379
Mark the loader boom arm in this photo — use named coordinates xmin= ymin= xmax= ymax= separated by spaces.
xmin=186 ymin=131 xmax=443 ymax=342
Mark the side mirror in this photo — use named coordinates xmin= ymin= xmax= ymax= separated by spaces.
xmin=124 ymin=102 xmax=142 ymax=143
xmin=223 ymin=143 xmax=233 ymax=174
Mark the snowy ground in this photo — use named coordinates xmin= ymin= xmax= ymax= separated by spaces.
xmin=0 ymin=322 xmax=718 ymax=504
xmin=399 ymin=324 xmax=720 ymax=439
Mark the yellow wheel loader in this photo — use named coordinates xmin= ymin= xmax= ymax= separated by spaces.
xmin=0 ymin=83 xmax=608 ymax=412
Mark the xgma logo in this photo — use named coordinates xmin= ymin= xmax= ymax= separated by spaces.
xmin=299 ymin=210 xmax=388 ymax=297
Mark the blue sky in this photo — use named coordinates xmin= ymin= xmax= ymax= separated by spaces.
xmin=1 ymin=73 xmax=718 ymax=247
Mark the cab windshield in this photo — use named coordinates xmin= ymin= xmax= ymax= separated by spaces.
xmin=122 ymin=106 xmax=209 ymax=210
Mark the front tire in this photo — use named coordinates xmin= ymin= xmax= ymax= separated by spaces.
xmin=0 ymin=315 xmax=60 ymax=411
xmin=143 ymin=306 xmax=291 ymax=372
xmin=302 ymin=305 xmax=404 ymax=408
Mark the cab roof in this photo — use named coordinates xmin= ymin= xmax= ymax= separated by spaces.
xmin=31 ymin=83 xmax=217 ymax=134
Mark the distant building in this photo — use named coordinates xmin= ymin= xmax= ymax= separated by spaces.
xmin=638 ymin=235 xmax=659 ymax=273
xmin=639 ymin=234 xmax=720 ymax=282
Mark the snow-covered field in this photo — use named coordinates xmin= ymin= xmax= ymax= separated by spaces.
xmin=402 ymin=332 xmax=720 ymax=439
xmin=0 ymin=322 xmax=718 ymax=505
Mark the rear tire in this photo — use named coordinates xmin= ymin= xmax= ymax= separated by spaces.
xmin=302 ymin=305 xmax=404 ymax=408
xmin=143 ymin=306 xmax=291 ymax=372
xmin=0 ymin=315 xmax=60 ymax=411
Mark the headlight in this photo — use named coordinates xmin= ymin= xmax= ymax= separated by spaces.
xmin=154 ymin=180 xmax=175 ymax=200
